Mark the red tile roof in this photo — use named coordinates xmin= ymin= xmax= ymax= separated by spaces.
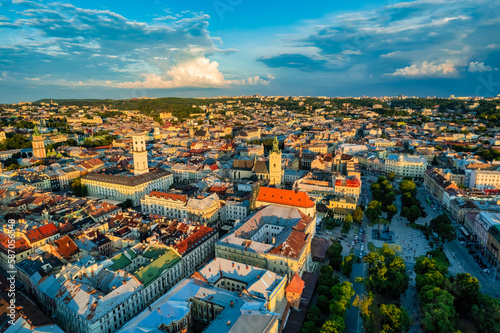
xmin=148 ymin=191 xmax=187 ymax=202
xmin=25 ymin=223 xmax=59 ymax=242
xmin=0 ymin=233 xmax=31 ymax=254
xmin=335 ymin=177 xmax=361 ymax=187
xmin=257 ymin=187 xmax=315 ymax=208
xmin=54 ymin=236 xmax=79 ymax=259
xmin=174 ymin=225 xmax=216 ymax=255
xmin=285 ymin=272 xmax=305 ymax=294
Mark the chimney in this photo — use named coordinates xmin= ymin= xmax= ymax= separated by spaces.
xmin=227 ymin=321 xmax=231 ymax=326
xmin=230 ymin=301 xmax=234 ymax=308
xmin=232 ymin=262 xmax=234 ymax=267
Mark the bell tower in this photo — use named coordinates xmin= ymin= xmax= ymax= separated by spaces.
xmin=132 ymin=132 xmax=148 ymax=175
xmin=269 ymin=136 xmax=282 ymax=186
xmin=33 ymin=126 xmax=46 ymax=159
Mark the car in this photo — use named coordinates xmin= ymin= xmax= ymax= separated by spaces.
xmin=354 ymin=235 xmax=358 ymax=240
xmin=351 ymin=241 xmax=355 ymax=246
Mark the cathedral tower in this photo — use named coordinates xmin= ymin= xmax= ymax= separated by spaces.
xmin=33 ymin=126 xmax=46 ymax=159
xmin=132 ymin=132 xmax=148 ymax=175
xmin=269 ymin=136 xmax=282 ymax=186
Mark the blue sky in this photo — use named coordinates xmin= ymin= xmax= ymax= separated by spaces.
xmin=0 ymin=0 xmax=499 ymax=102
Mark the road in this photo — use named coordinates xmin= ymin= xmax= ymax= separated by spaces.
xmin=417 ymin=184 xmax=500 ymax=298
xmin=344 ymin=173 xmax=375 ymax=333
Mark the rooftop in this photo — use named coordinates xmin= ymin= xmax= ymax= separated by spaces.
xmin=119 ymin=277 xmax=278 ymax=333
xmin=256 ymin=187 xmax=315 ymax=209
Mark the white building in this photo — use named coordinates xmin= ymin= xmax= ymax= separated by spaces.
xmin=385 ymin=154 xmax=428 ymax=179
xmin=119 ymin=277 xmax=280 ymax=333
xmin=132 ymin=132 xmax=148 ymax=175
xmin=37 ymin=263 xmax=144 ymax=333
xmin=82 ymin=170 xmax=173 ymax=206
xmin=469 ymin=170 xmax=500 ymax=190
xmin=141 ymin=191 xmax=188 ymax=220
xmin=141 ymin=192 xmax=221 ymax=228
xmin=473 ymin=212 xmax=500 ymax=246
xmin=221 ymin=200 xmax=249 ymax=223
xmin=107 ymin=245 xmax=183 ymax=307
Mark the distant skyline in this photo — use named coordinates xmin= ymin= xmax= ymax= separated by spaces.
xmin=1 ymin=0 xmax=499 ymax=103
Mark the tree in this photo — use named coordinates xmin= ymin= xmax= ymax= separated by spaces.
xmin=341 ymin=254 xmax=355 ymax=277
xmin=329 ymin=281 xmax=355 ymax=316
xmin=317 ymin=285 xmax=331 ymax=297
xmin=70 ymin=177 xmax=87 ymax=197
xmin=366 ymin=200 xmax=382 ymax=223
xmin=342 ymin=214 xmax=353 ymax=234
xmin=318 ymin=273 xmax=338 ymax=290
xmin=449 ymin=273 xmax=480 ymax=314
xmin=328 ymin=243 xmax=344 ymax=271
xmin=379 ymin=304 xmax=411 ymax=333
xmin=317 ymin=295 xmax=330 ymax=311
xmin=407 ymin=205 xmax=421 ymax=223
xmin=353 ymin=291 xmax=374 ymax=319
xmin=387 ymin=171 xmax=396 ymax=181
xmin=353 ymin=207 xmax=364 ymax=224
xmin=120 ymin=199 xmax=133 ymax=208
xmin=320 ymin=265 xmax=334 ymax=275
xmin=420 ymin=287 xmax=456 ymax=333
xmin=301 ymin=321 xmax=317 ymax=333
xmin=319 ymin=316 xmax=345 ymax=333
xmin=399 ymin=179 xmax=416 ymax=195
xmin=386 ymin=204 xmax=398 ymax=222
xmin=353 ymin=292 xmax=375 ymax=332
xmin=471 ymin=294 xmax=500 ymax=333
xmin=430 ymin=214 xmax=457 ymax=246
xmin=305 ymin=305 xmax=321 ymax=324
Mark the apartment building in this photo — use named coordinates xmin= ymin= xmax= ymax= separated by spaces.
xmin=82 ymin=170 xmax=174 ymax=206
xmin=469 ymin=170 xmax=500 ymax=190
xmin=37 ymin=263 xmax=144 ymax=333
xmin=216 ymin=205 xmax=315 ymax=279
xmin=385 ymin=154 xmax=428 ymax=180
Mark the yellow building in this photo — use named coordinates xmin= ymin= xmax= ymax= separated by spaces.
xmin=268 ymin=137 xmax=283 ymax=186
xmin=216 ymin=205 xmax=315 ymax=280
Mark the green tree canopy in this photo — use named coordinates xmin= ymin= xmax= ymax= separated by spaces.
xmin=379 ymin=304 xmax=411 ymax=333
xmin=430 ymin=214 xmax=457 ymax=246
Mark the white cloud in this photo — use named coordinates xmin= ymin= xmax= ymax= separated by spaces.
xmin=110 ymin=57 xmax=271 ymax=89
xmin=468 ymin=61 xmax=496 ymax=73
xmin=386 ymin=60 xmax=459 ymax=77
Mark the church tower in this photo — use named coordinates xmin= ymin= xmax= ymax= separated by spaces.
xmin=153 ymin=126 xmax=161 ymax=140
xmin=132 ymin=132 xmax=148 ymax=175
xmin=269 ymin=136 xmax=282 ymax=186
xmin=32 ymin=126 xmax=46 ymax=159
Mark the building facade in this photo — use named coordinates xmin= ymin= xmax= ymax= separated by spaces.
xmin=268 ymin=137 xmax=283 ymax=186
xmin=32 ymin=126 xmax=46 ymax=159
xmin=132 ymin=132 xmax=148 ymax=175
xmin=385 ymin=154 xmax=428 ymax=180
xmin=82 ymin=170 xmax=173 ymax=206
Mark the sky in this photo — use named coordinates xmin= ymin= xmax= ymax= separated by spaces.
xmin=0 ymin=0 xmax=499 ymax=103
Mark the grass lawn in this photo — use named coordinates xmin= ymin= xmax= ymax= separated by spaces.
xmin=426 ymin=249 xmax=450 ymax=268
xmin=368 ymin=242 xmax=379 ymax=252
